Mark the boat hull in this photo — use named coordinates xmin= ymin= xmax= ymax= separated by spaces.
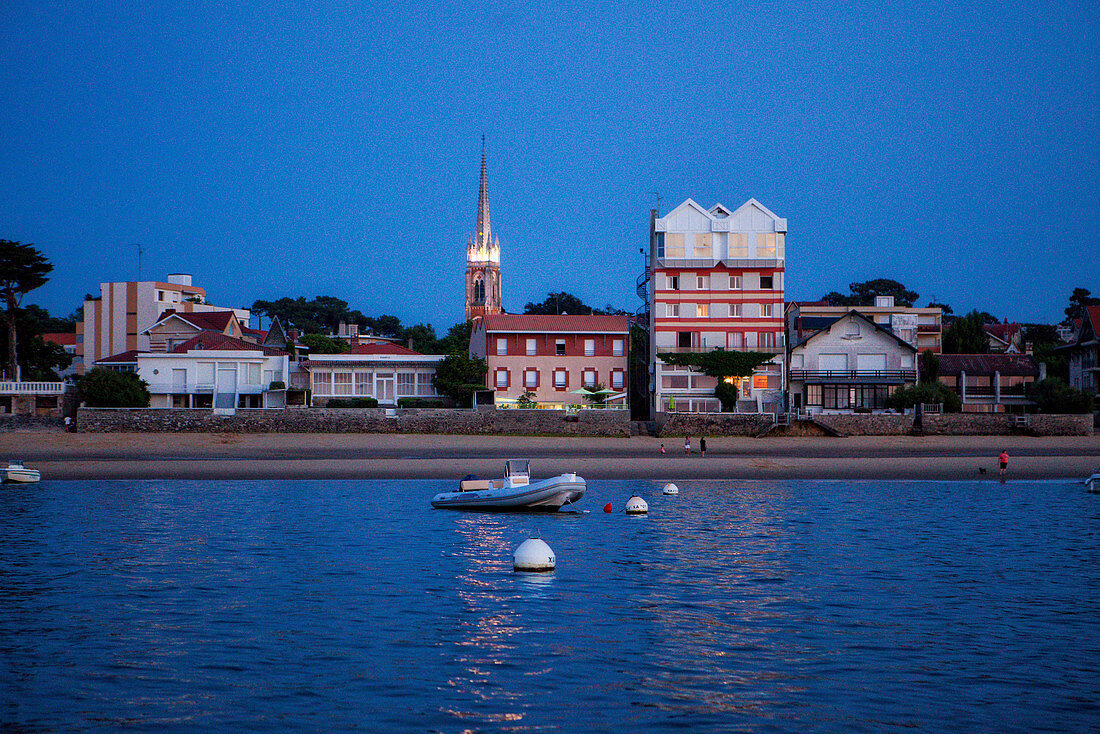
xmin=432 ymin=475 xmax=586 ymax=511
xmin=3 ymin=469 xmax=40 ymax=484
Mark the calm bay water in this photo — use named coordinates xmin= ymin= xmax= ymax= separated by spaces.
xmin=1 ymin=477 xmax=1098 ymax=732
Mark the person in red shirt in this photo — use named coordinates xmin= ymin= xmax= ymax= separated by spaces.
xmin=999 ymin=450 xmax=1009 ymax=476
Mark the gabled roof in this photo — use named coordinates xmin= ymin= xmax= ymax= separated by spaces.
xmin=143 ymin=308 xmax=238 ymax=334
xmin=794 ymin=310 xmax=917 ymax=353
xmin=345 ymin=343 xmax=422 ymax=356
xmin=938 ymin=353 xmax=1040 ymax=377
xmin=170 ymin=332 xmax=285 ymax=356
xmin=96 ymin=349 xmax=144 ymax=364
xmin=985 ymin=323 xmax=1022 ymax=348
xmin=728 ymin=197 xmax=785 ymax=225
xmin=478 ymin=314 xmax=630 ymax=334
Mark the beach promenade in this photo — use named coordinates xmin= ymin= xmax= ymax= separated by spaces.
xmin=3 ymin=432 xmax=1098 ymax=481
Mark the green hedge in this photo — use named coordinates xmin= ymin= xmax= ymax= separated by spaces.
xmin=397 ymin=397 xmax=455 ymax=408
xmin=326 ymin=397 xmax=379 ymax=408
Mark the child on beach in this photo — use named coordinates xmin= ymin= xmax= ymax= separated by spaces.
xmin=684 ymin=437 xmax=691 ymax=454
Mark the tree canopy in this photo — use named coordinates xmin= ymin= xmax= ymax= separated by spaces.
xmin=657 ymin=349 xmax=774 ymax=379
xmin=432 ymin=353 xmax=488 ymax=406
xmin=821 ymin=279 xmax=919 ymax=308
xmin=0 ymin=240 xmax=53 ymax=379
xmin=942 ymin=310 xmax=992 ymax=354
xmin=0 ymin=304 xmax=73 ymax=381
xmin=77 ymin=368 xmax=150 ymax=407
xmin=1063 ymin=287 xmax=1099 ymax=325
xmin=524 ymin=292 xmax=626 ymax=316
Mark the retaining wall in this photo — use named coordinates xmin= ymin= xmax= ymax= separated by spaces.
xmin=656 ymin=412 xmax=1092 ymax=437
xmin=75 ymin=408 xmax=633 ymax=436
xmin=657 ymin=413 xmax=773 ymax=437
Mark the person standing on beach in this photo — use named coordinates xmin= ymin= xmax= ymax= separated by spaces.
xmin=660 ymin=443 xmax=666 ymax=454
xmin=999 ymin=450 xmax=1009 ymax=476
xmin=684 ymin=437 xmax=691 ymax=454
xmin=700 ymin=437 xmax=707 ymax=457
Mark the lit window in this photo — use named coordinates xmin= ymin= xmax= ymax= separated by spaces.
xmin=761 ymin=303 xmax=773 ymax=318
xmin=698 ymin=303 xmax=709 ymax=318
xmin=753 ymin=374 xmax=769 ymax=389
xmin=758 ymin=233 xmax=776 ymax=257
xmin=729 ymin=234 xmax=748 ymax=258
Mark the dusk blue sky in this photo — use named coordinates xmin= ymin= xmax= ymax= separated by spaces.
xmin=3 ymin=1 xmax=1097 ymax=333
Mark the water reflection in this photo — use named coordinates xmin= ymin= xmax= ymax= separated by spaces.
xmin=442 ymin=513 xmax=528 ymax=726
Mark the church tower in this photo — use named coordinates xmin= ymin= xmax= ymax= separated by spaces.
xmin=465 ymin=140 xmax=502 ymax=320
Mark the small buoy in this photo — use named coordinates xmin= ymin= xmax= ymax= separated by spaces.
xmin=625 ymin=495 xmax=648 ymax=514
xmin=513 ymin=537 xmax=555 ymax=572
xmin=662 ymin=483 xmax=679 ymax=495
xmin=603 ymin=502 xmax=613 ymax=513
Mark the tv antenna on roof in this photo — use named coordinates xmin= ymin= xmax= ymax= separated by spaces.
xmin=652 ymin=192 xmax=662 ymax=216
xmin=132 ymin=243 xmax=144 ymax=281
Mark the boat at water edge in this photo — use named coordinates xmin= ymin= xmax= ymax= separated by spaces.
xmin=431 ymin=459 xmax=585 ymax=511
xmin=3 ymin=461 xmax=41 ymax=484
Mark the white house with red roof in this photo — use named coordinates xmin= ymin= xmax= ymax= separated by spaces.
xmin=306 ymin=343 xmax=444 ymax=406
xmin=142 ymin=309 xmax=246 ymax=352
xmin=135 ymin=332 xmax=291 ymax=411
xmin=470 ymin=314 xmax=630 ymax=408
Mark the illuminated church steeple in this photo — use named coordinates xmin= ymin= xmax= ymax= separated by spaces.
xmin=465 ymin=138 xmax=502 ymax=320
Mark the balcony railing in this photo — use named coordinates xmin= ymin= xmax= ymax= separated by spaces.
xmin=659 ymin=344 xmax=784 ymax=355
xmin=0 ymin=381 xmax=66 ymax=395
xmin=145 ymin=381 xmax=266 ymax=395
xmin=789 ymin=370 xmax=917 ymax=382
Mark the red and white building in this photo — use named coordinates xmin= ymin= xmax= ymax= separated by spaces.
xmin=470 ymin=314 xmax=630 ymax=408
xmin=649 ymin=199 xmax=786 ymax=414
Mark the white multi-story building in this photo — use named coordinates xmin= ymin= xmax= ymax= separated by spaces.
xmin=77 ymin=273 xmax=249 ymax=373
xmin=649 ymin=199 xmax=787 ymax=414
xmin=136 ymin=332 xmax=290 ymax=411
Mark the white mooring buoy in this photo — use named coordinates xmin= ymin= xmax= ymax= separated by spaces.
xmin=513 ymin=537 xmax=556 ymax=572
xmin=625 ymin=495 xmax=649 ymax=514
xmin=662 ymin=483 xmax=679 ymax=495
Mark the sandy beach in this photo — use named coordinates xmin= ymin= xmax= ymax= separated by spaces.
xmin=2 ymin=431 xmax=1098 ymax=481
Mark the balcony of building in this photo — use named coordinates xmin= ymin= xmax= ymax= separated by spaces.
xmin=789 ymin=369 xmax=917 ymax=383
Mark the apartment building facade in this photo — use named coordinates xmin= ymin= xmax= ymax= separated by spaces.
xmin=470 ymin=314 xmax=630 ymax=408
xmin=78 ymin=273 xmax=250 ymax=373
xmin=649 ymin=199 xmax=787 ymax=414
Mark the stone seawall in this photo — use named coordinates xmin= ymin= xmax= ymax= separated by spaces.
xmin=656 ymin=412 xmax=1092 ymax=437
xmin=657 ymin=413 xmax=773 ymax=437
xmin=0 ymin=415 xmax=65 ymax=432
xmin=76 ymin=408 xmax=633 ymax=437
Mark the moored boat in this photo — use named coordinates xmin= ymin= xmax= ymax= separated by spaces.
xmin=3 ymin=461 xmax=41 ymax=484
xmin=431 ymin=459 xmax=585 ymax=511
xmin=1086 ymin=473 xmax=1100 ymax=493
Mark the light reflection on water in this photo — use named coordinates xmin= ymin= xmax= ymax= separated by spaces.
xmin=1 ymin=478 xmax=1098 ymax=731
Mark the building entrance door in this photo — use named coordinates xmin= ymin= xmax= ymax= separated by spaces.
xmin=215 ymin=367 xmax=237 ymax=410
xmin=376 ymin=374 xmax=395 ymax=404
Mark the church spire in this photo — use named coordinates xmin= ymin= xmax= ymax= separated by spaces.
xmin=476 ymin=135 xmax=491 ymax=246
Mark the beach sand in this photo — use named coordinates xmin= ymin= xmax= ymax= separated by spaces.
xmin=2 ymin=431 xmax=1098 ymax=481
